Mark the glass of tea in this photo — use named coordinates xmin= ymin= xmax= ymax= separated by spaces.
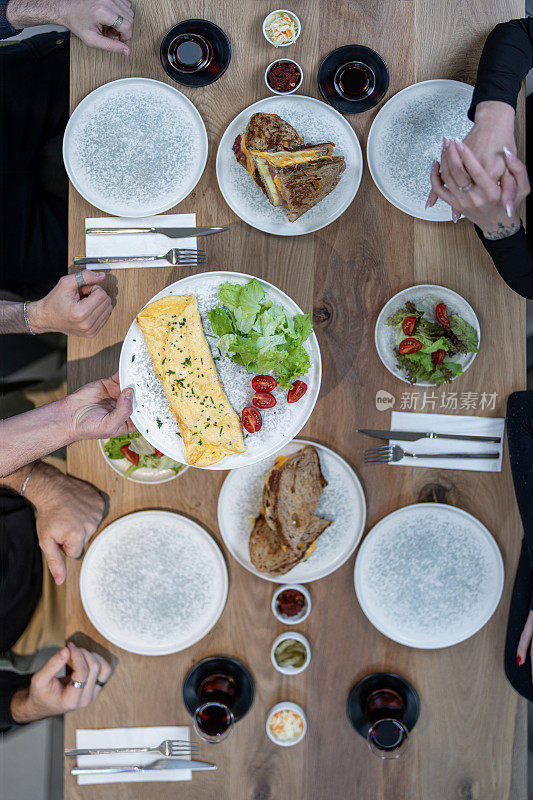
xmin=334 ymin=60 xmax=375 ymax=101
xmin=364 ymin=687 xmax=408 ymax=759
xmin=168 ymin=33 xmax=213 ymax=72
xmin=193 ymin=701 xmax=235 ymax=743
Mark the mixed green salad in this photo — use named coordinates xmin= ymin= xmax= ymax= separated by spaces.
xmin=386 ymin=298 xmax=478 ymax=385
xmin=103 ymin=431 xmax=185 ymax=478
xmin=207 ymin=278 xmax=312 ymax=389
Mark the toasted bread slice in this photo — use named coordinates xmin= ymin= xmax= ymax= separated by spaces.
xmin=244 ymin=113 xmax=303 ymax=151
xmin=249 ymin=513 xmax=331 ymax=575
xmin=251 ymin=144 xmax=336 ymax=207
xmin=278 ymin=156 xmax=347 ymax=222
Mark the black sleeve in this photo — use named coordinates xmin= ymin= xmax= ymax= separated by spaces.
xmin=0 ymin=671 xmax=31 ymax=733
xmin=468 ymin=18 xmax=533 ymax=120
xmin=506 ymin=392 xmax=533 ymax=608
xmin=0 ymin=1 xmax=22 ymax=39
xmin=474 ymin=224 xmax=533 ymax=299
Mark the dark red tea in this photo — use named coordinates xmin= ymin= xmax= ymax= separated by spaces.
xmin=368 ymin=718 xmax=407 ymax=752
xmin=334 ymin=61 xmax=375 ymax=99
xmin=169 ymin=34 xmax=212 ymax=72
xmin=198 ymin=673 xmax=237 ymax=707
xmin=364 ymin=688 xmax=405 ymax=723
xmin=195 ymin=702 xmax=233 ymax=737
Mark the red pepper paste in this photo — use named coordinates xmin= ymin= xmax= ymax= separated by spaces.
xmin=267 ymin=61 xmax=301 ymax=93
xmin=276 ymin=589 xmax=306 ymax=617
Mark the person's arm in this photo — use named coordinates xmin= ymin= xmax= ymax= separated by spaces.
xmin=0 ymin=0 xmax=21 ymax=38
xmin=506 ymin=392 xmax=533 ymax=597
xmin=474 ymin=223 xmax=533 ymax=299
xmin=469 ymin=18 xmax=533 ymax=120
xmin=0 ymin=672 xmax=31 ymax=733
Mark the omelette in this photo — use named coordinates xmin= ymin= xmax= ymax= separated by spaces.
xmin=136 ymin=295 xmax=245 ymax=467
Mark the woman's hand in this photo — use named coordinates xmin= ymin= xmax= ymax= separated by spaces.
xmin=517 ymin=609 xmax=533 ymax=679
xmin=428 ymin=140 xmax=529 ymax=238
xmin=28 ymin=271 xmax=112 ymax=337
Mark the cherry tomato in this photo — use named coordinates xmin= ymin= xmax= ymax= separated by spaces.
xmin=242 ymin=406 xmax=262 ymax=433
xmin=435 ymin=302 xmax=450 ymax=327
xmin=252 ymin=374 xmax=277 ymax=392
xmin=154 ymin=448 xmax=164 ymax=457
xmin=398 ymin=338 xmax=423 ymax=355
xmin=252 ymin=391 xmax=277 ymax=409
xmin=402 ymin=315 xmax=417 ymax=336
xmin=287 ymin=380 xmax=308 ymax=403
xmin=431 ymin=349 xmax=446 ymax=366
xmin=120 ymin=445 xmax=139 ymax=466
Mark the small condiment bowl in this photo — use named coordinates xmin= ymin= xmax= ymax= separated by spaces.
xmin=264 ymin=58 xmax=303 ymax=95
xmin=271 ymin=632 xmax=311 ymax=676
xmin=262 ymin=9 xmax=301 ymax=47
xmin=271 ymin=583 xmax=311 ymax=625
xmin=266 ymin=702 xmax=307 ymax=747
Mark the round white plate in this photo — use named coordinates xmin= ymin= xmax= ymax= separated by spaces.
xmin=63 ymin=77 xmax=208 ymax=217
xmin=98 ymin=439 xmax=188 ymax=484
xmin=367 ymin=79 xmax=473 ymax=221
xmin=354 ymin=503 xmax=504 ymax=650
xmin=216 ymin=95 xmax=363 ymax=235
xmin=217 ymin=439 xmax=366 ymax=583
xmin=80 ymin=511 xmax=228 ymax=655
xmin=119 ymin=271 xmax=321 ymax=470
xmin=375 ymin=284 xmax=480 ymax=386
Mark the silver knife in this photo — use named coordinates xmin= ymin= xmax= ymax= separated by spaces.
xmin=85 ymin=226 xmax=228 ymax=238
xmin=356 ymin=428 xmax=501 ymax=444
xmin=71 ymin=758 xmax=216 ymax=775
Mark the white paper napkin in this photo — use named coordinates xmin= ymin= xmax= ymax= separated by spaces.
xmin=75 ymin=726 xmax=191 ymax=784
xmin=389 ymin=411 xmax=505 ymax=472
xmin=84 ymin=213 xmax=197 ymax=269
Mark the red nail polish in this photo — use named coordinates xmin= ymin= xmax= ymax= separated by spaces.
xmin=517 ymin=656 xmax=523 ymax=666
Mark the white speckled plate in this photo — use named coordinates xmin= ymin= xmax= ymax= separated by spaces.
xmin=367 ymin=79 xmax=473 ymax=221
xmin=354 ymin=503 xmax=504 ymax=649
xmin=375 ymin=284 xmax=480 ymax=386
xmin=217 ymin=439 xmax=366 ymax=583
xmin=63 ymin=78 xmax=208 ymax=217
xmin=118 ymin=271 xmax=321 ymax=470
xmin=216 ymin=95 xmax=363 ymax=235
xmin=80 ymin=511 xmax=228 ymax=655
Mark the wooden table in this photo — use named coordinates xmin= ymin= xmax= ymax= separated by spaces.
xmin=65 ymin=2 xmax=527 ymax=798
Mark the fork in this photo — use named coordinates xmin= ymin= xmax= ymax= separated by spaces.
xmin=363 ymin=445 xmax=500 ymax=463
xmin=64 ymin=739 xmax=200 ymax=758
xmin=73 ymin=249 xmax=207 ymax=267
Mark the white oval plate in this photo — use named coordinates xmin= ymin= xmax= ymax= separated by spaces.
xmin=217 ymin=439 xmax=366 ymax=583
xmin=80 ymin=510 xmax=228 ymax=655
xmin=216 ymin=95 xmax=363 ymax=235
xmin=354 ymin=503 xmax=504 ymax=650
xmin=375 ymin=284 xmax=480 ymax=386
xmin=63 ymin=77 xmax=208 ymax=217
xmin=119 ymin=271 xmax=321 ymax=470
xmin=98 ymin=439 xmax=188 ymax=485
xmin=367 ymin=79 xmax=473 ymax=221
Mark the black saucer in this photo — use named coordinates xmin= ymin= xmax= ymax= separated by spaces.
xmin=183 ymin=656 xmax=254 ymax=722
xmin=347 ymin=673 xmax=419 ymax=738
xmin=160 ymin=19 xmax=231 ymax=87
xmin=317 ymin=45 xmax=389 ymax=114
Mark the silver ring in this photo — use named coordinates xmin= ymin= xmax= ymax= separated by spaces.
xmin=75 ymin=269 xmax=86 ymax=288
xmin=458 ymin=182 xmax=474 ymax=192
xmin=70 ymin=680 xmax=86 ymax=689
xmin=111 ymin=15 xmax=123 ymax=30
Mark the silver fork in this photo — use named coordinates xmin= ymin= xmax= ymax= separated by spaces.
xmin=363 ymin=445 xmax=500 ymax=463
xmin=64 ymin=739 xmax=199 ymax=758
xmin=73 ymin=249 xmax=207 ymax=267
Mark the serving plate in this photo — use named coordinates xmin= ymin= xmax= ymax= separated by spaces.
xmin=119 ymin=271 xmax=321 ymax=470
xmin=217 ymin=439 xmax=366 ymax=583
xmin=367 ymin=79 xmax=473 ymax=221
xmin=63 ymin=77 xmax=208 ymax=217
xmin=216 ymin=94 xmax=363 ymax=235
xmin=80 ymin=511 xmax=228 ymax=656
xmin=354 ymin=503 xmax=504 ymax=649
xmin=98 ymin=439 xmax=188 ymax=484
xmin=374 ymin=283 xmax=480 ymax=386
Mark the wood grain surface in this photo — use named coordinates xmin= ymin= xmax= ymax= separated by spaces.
xmin=65 ymin=2 xmax=527 ymax=799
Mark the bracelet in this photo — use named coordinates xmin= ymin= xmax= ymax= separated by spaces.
xmin=23 ymin=302 xmax=36 ymax=335
xmin=20 ymin=464 xmax=38 ymax=497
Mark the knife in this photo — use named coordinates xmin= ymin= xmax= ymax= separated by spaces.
xmin=71 ymin=758 xmax=216 ymax=775
xmin=355 ymin=428 xmax=501 ymax=444
xmin=85 ymin=226 xmax=228 ymax=239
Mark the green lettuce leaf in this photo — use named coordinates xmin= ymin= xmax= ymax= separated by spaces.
xmin=104 ymin=431 xmax=140 ymax=459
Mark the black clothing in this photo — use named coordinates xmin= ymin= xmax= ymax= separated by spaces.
xmin=504 ymin=392 xmax=533 ymax=701
xmin=0 ymin=32 xmax=69 ymax=298
xmin=0 ymin=490 xmax=42 ymax=732
xmin=467 ymin=19 xmax=533 ymax=299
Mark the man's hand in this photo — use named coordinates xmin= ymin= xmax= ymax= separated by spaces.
xmin=10 ymin=644 xmax=112 ymax=724
xmin=28 ymin=271 xmax=112 ymax=337
xmin=63 ymin=372 xmax=135 ymax=443
xmin=24 ymin=462 xmax=106 ymax=584
xmin=6 ymin=0 xmax=134 ymax=55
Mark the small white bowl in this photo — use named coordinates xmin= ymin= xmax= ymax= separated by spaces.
xmin=262 ymin=9 xmax=301 ymax=47
xmin=99 ymin=439 xmax=189 ymax=485
xmin=271 ymin=584 xmax=311 ymax=625
xmin=264 ymin=59 xmax=303 ymax=95
xmin=266 ymin=702 xmax=307 ymax=747
xmin=271 ymin=632 xmax=311 ymax=675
